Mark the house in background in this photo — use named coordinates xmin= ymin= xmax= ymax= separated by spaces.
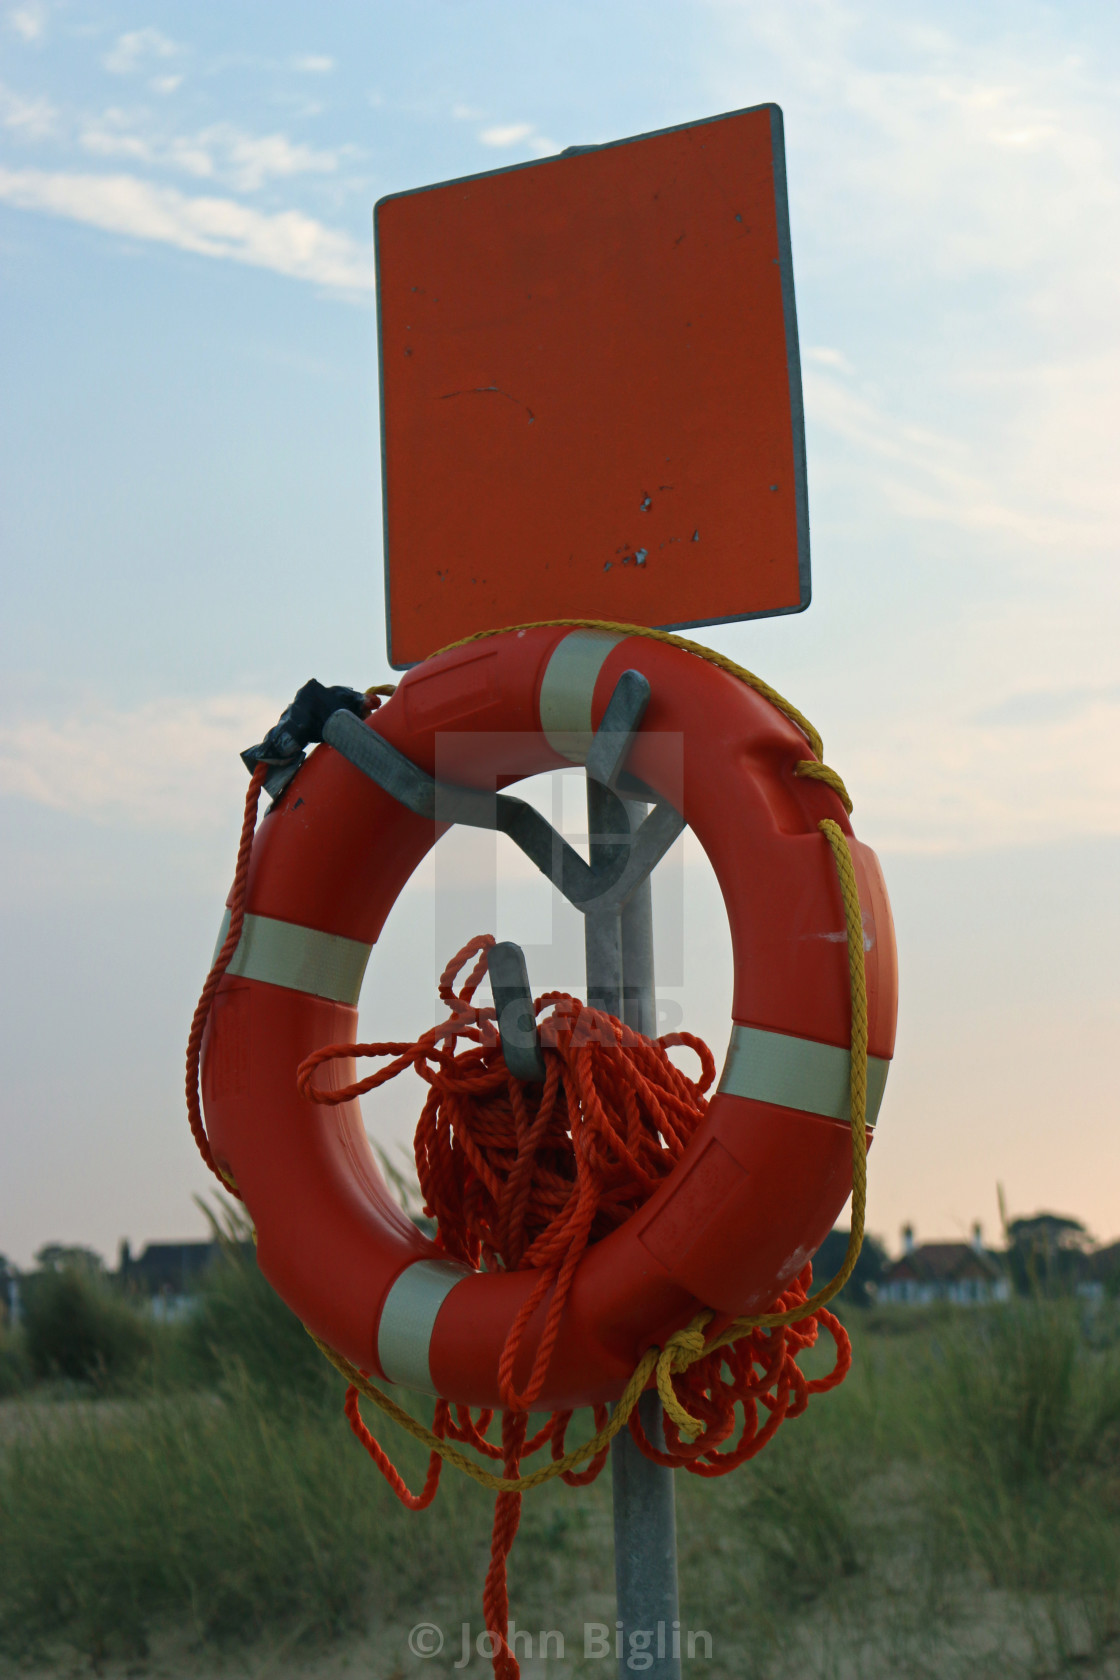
xmin=1080 ymin=1240 xmax=1120 ymax=1303
xmin=118 ymin=1239 xmax=218 ymax=1319
xmin=0 ymin=1255 xmax=19 ymax=1327
xmin=879 ymin=1223 xmax=1011 ymax=1306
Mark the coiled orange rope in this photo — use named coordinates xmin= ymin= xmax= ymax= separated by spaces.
xmin=298 ymin=937 xmax=852 ymax=1680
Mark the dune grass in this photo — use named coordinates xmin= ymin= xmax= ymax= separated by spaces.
xmin=1 ymin=1255 xmax=1118 ymax=1677
xmin=0 ymin=1378 xmax=490 ymax=1664
xmin=923 ymin=1299 xmax=1120 ymax=1669
xmin=668 ymin=1305 xmax=1120 ymax=1680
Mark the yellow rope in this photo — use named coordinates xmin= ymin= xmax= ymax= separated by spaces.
xmin=311 ymin=1335 xmax=661 ymax=1493
xmin=653 ymin=816 xmax=868 ymax=1439
xmin=794 ymin=759 xmax=853 ymax=809
xmin=430 ymin=616 xmax=852 ymax=812
xmin=307 ymin=623 xmax=868 ymax=1483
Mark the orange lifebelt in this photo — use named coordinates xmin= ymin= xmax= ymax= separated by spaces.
xmin=200 ymin=625 xmax=897 ymax=1411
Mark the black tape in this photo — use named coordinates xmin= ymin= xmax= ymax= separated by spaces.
xmin=241 ymin=679 xmax=369 ymax=790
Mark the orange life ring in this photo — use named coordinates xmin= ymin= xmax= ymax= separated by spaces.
xmin=200 ymin=625 xmax=897 ymax=1411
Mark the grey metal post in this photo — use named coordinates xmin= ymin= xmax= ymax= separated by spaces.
xmin=611 ymin=1391 xmax=681 ymax=1678
xmin=585 ymin=786 xmax=682 ymax=1680
xmin=584 ymin=779 xmax=623 ymax=1014
xmin=620 ymin=802 xmax=657 ymax=1039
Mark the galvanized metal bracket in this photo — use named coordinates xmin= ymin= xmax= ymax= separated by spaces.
xmin=585 ymin=668 xmax=650 ymax=791
xmin=321 ymin=671 xmax=685 ymax=1075
xmin=322 ymin=672 xmax=684 ymax=913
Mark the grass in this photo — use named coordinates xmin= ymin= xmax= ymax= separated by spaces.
xmin=1 ymin=1260 xmax=1119 ymax=1677
xmin=924 ymin=1300 xmax=1120 ymax=1663
xmin=0 ymin=1378 xmax=488 ymax=1664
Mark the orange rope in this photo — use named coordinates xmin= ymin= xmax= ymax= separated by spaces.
xmin=298 ymin=935 xmax=718 ymax=1411
xmin=183 ymin=761 xmax=266 ymax=1196
xmin=184 ymin=689 xmax=394 ymax=1195
xmin=298 ymin=936 xmax=851 ymax=1680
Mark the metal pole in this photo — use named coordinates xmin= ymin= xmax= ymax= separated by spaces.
xmin=611 ymin=1391 xmax=681 ymax=1679
xmin=584 ymin=778 xmax=623 ymax=1016
xmin=619 ymin=827 xmax=656 ymax=1039
xmin=585 ymin=786 xmax=682 ymax=1680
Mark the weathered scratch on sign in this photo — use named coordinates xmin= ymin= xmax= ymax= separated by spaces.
xmin=376 ymin=101 xmax=809 ymax=667
xmin=441 ymin=385 xmax=536 ymax=423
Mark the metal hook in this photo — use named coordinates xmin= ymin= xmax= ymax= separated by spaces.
xmin=485 ymin=941 xmax=547 ymax=1083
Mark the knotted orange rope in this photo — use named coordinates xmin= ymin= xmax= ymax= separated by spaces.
xmin=297 ymin=935 xmax=851 ymax=1680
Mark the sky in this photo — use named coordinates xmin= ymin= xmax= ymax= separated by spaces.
xmin=1 ymin=0 xmax=1118 ymax=1270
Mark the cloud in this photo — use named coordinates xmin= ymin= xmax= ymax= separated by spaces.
xmin=849 ymin=687 xmax=1120 ymax=853
xmin=0 ymin=78 xmax=55 ymax=138
xmin=103 ymin=27 xmax=181 ymax=76
xmin=8 ymin=3 xmax=46 ymax=40
xmin=0 ymin=166 xmax=369 ymax=290
xmin=803 ymin=364 xmax=1118 ymax=552
xmin=477 ymin=121 xmax=561 ymax=157
xmin=78 ymin=112 xmax=150 ymax=163
xmin=196 ymin=125 xmax=344 ymax=192
xmin=8 ymin=674 xmax=1108 ymax=859
xmin=805 ymin=345 xmax=854 ymax=374
xmin=0 ymin=699 xmax=611 ymax=871
xmin=970 ymin=685 xmax=1120 ymax=731
xmin=824 ymin=636 xmax=1120 ymax=854
xmin=291 ymin=54 xmax=333 ymax=74
xmin=700 ymin=4 xmax=1120 ymax=601
xmin=710 ymin=6 xmax=1120 ymax=298
xmin=478 ymin=122 xmax=534 ymax=147
xmin=0 ymin=694 xmax=283 ymax=829
xmin=79 ymin=115 xmax=346 ymax=192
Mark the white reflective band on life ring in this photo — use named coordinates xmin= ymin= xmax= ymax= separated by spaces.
xmin=718 ymin=1023 xmax=889 ymax=1127
xmin=377 ymin=1257 xmax=472 ymax=1393
xmin=212 ymin=909 xmax=371 ymax=1006
xmin=538 ymin=629 xmax=626 ymax=763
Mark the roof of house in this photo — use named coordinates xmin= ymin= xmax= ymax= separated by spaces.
xmin=121 ymin=1241 xmax=218 ymax=1292
xmin=1085 ymin=1241 xmax=1120 ymax=1282
xmin=883 ymin=1243 xmax=1004 ymax=1285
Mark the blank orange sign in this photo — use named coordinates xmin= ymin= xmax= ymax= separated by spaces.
xmin=376 ymin=103 xmax=808 ymax=668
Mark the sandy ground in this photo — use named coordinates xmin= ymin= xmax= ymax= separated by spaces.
xmin=9 ymin=1594 xmax=1120 ymax=1680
